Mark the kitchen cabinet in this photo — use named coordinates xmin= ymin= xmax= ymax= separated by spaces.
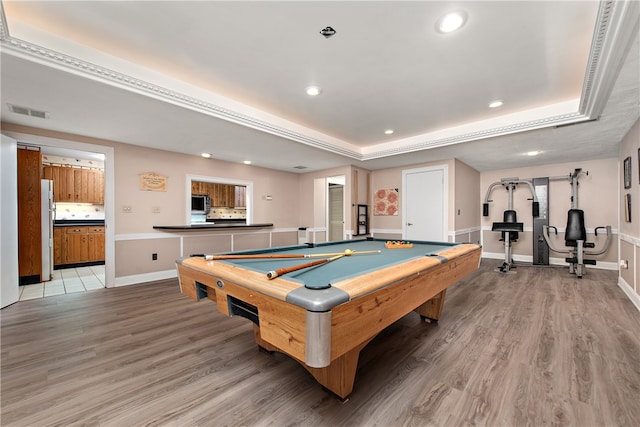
xmin=53 ymin=227 xmax=64 ymax=265
xmin=54 ymin=226 xmax=105 ymax=265
xmin=191 ymin=182 xmax=239 ymax=207
xmin=235 ymin=185 xmax=246 ymax=208
xmin=213 ymin=184 xmax=235 ymax=207
xmin=66 ymin=227 xmax=89 ymax=263
xmin=44 ymin=165 xmax=104 ymax=204
xmin=191 ymin=181 xmax=208 ymax=196
xmin=88 ymin=227 xmax=105 ymax=262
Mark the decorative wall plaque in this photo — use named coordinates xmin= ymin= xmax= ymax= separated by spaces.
xmin=374 ymin=188 xmax=399 ymax=216
xmin=140 ymin=172 xmax=167 ymax=192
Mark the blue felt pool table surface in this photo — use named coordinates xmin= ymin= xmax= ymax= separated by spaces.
xmin=219 ymin=238 xmax=461 ymax=289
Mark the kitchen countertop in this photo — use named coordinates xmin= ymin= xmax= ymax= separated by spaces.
xmin=153 ymin=223 xmax=272 ymax=230
xmin=54 ymin=219 xmax=105 ymax=226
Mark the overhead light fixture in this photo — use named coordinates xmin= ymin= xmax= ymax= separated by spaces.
xmin=305 ymin=86 xmax=322 ymax=96
xmin=201 ymin=153 xmax=212 ymax=158
xmin=384 ymin=129 xmax=394 ymax=135
xmin=489 ymin=100 xmax=504 ymax=108
xmin=243 ymin=160 xmax=252 ymax=165
xmin=527 ymin=151 xmax=540 ymax=156
xmin=437 ymin=11 xmax=467 ymax=33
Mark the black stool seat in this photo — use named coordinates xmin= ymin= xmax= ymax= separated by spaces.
xmin=492 ymin=222 xmax=524 ymax=232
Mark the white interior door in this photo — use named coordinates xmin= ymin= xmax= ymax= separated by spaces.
xmin=403 ymin=166 xmax=448 ymax=241
xmin=328 ymin=184 xmax=344 ymax=241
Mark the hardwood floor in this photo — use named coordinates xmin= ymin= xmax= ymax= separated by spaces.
xmin=2 ymin=260 xmax=639 ymax=426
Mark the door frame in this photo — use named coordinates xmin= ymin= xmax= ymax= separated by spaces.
xmin=402 ymin=164 xmax=449 ymax=241
xmin=1 ymin=135 xmax=19 ymax=307
xmin=2 ymin=130 xmax=115 ymax=288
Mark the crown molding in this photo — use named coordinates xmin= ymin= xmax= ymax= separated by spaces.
xmin=0 ymin=0 xmax=634 ymax=162
xmin=580 ymin=0 xmax=640 ymax=119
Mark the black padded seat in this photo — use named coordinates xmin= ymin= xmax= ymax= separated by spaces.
xmin=501 ymin=210 xmax=519 ymax=242
xmin=565 ymin=209 xmax=586 ymax=246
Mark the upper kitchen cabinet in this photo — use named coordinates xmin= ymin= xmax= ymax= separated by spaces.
xmin=44 ymin=165 xmax=104 ymax=204
xmin=235 ymin=185 xmax=246 ymax=208
xmin=191 ymin=181 xmax=246 ymax=208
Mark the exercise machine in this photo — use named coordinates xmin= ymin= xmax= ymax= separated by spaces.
xmin=542 ymin=168 xmax=612 ymax=278
xmin=483 ymin=178 xmax=539 ymax=273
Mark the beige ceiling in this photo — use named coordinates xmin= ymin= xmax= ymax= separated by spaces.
xmin=1 ymin=1 xmax=638 ymax=173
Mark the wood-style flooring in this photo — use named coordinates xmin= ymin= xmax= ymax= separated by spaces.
xmin=1 ymin=260 xmax=639 ymax=426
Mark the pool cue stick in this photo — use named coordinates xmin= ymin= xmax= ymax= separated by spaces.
xmin=202 ymin=253 xmax=311 ymax=260
xmin=200 ymin=249 xmax=381 ymax=261
xmin=266 ymin=253 xmax=345 ymax=279
xmin=307 ymin=249 xmax=381 ymax=258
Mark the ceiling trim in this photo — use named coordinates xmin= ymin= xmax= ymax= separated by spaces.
xmin=579 ymin=0 xmax=640 ymax=119
xmin=0 ymin=0 xmax=636 ymax=162
xmin=363 ymin=111 xmax=588 ymax=160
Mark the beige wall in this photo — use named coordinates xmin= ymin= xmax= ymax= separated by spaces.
xmin=6 ymin=119 xmax=639 ymax=313
xmin=297 ymin=165 xmax=352 ymax=232
xmin=114 ymin=142 xmax=300 ymax=233
xmin=618 ymin=118 xmax=639 ymax=308
xmin=454 ymin=159 xmax=481 ymax=243
xmin=3 ymin=123 xmax=304 ymax=286
xmin=480 ymin=157 xmax=619 ymax=266
xmin=369 ymin=159 xmax=480 ymax=242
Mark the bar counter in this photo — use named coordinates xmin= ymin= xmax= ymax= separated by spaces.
xmin=153 ymin=223 xmax=272 ymax=230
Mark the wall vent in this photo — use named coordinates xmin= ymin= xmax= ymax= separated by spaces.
xmin=8 ymin=104 xmax=49 ymax=119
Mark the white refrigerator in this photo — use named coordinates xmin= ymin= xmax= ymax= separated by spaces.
xmin=41 ymin=179 xmax=55 ymax=282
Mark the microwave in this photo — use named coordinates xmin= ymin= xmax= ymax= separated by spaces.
xmin=191 ymin=194 xmax=211 ymax=213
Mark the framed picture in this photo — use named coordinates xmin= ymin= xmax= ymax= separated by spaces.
xmin=624 ymin=156 xmax=632 ymax=189
xmin=625 ymin=193 xmax=632 ymax=222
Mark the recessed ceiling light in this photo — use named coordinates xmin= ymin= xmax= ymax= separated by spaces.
xmin=527 ymin=151 xmax=540 ymax=156
xmin=305 ymin=86 xmax=322 ymax=96
xmin=243 ymin=160 xmax=252 ymax=165
xmin=384 ymin=129 xmax=394 ymax=135
xmin=437 ymin=11 xmax=467 ymax=33
xmin=201 ymin=153 xmax=212 ymax=158
xmin=489 ymin=100 xmax=504 ymax=108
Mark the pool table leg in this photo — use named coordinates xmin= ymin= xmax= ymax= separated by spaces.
xmin=302 ymin=339 xmax=371 ymax=400
xmin=252 ymin=324 xmax=370 ymax=400
xmin=415 ymin=289 xmax=447 ymax=322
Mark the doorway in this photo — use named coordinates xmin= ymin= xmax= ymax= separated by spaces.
xmin=403 ymin=165 xmax=448 ymax=241
xmin=327 ymin=176 xmax=345 ymax=241
xmin=3 ymin=130 xmax=114 ymax=302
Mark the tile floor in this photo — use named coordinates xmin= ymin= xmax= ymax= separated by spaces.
xmin=19 ymin=265 xmax=105 ymax=301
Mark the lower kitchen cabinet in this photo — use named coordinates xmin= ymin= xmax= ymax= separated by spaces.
xmin=88 ymin=227 xmax=105 ymax=262
xmin=54 ymin=226 xmax=105 ymax=266
xmin=53 ymin=228 xmax=65 ymax=265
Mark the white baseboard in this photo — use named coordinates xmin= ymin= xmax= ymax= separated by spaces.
xmin=113 ymin=269 xmax=177 ymax=287
xmin=618 ymin=276 xmax=640 ymax=312
xmin=481 ymin=251 xmax=618 ymax=271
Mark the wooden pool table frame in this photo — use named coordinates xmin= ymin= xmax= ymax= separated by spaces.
xmin=176 ymin=242 xmax=481 ymax=399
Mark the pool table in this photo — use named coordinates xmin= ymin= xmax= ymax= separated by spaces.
xmin=176 ymin=237 xmax=481 ymax=399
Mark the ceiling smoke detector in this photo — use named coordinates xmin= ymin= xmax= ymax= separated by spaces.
xmin=319 ymin=26 xmax=336 ymax=38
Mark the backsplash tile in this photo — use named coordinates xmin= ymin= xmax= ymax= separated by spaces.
xmin=56 ymin=203 xmax=105 ymax=220
xmin=208 ymin=207 xmax=246 ymax=220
